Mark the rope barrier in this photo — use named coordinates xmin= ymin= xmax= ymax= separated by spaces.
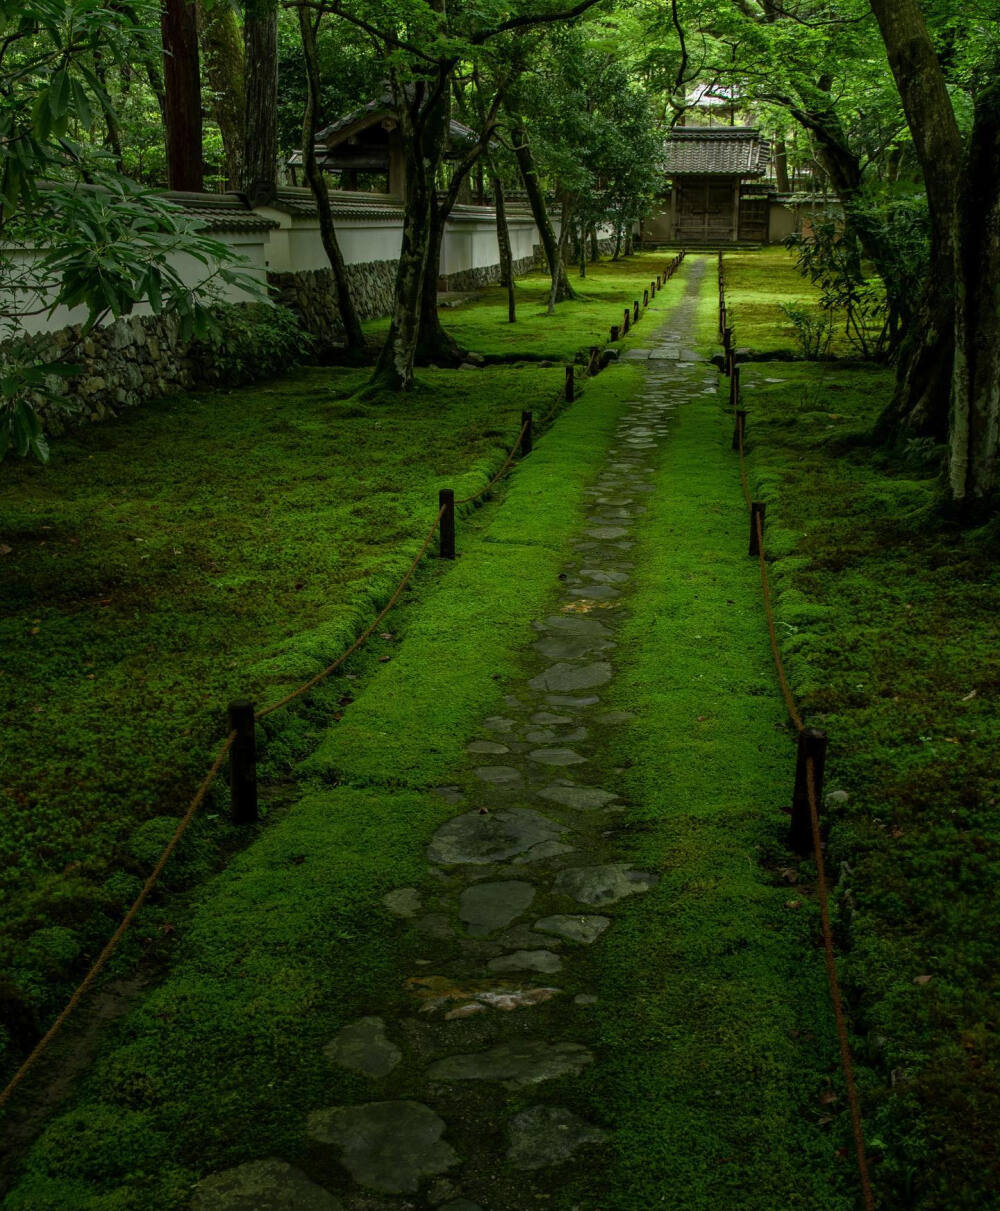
xmin=727 ymin=292 xmax=875 ymax=1210
xmin=2 ymin=259 xmax=684 ymax=1113
xmin=1 ymin=328 xmax=597 ymax=1110
xmin=0 ymin=732 xmax=237 ymax=1111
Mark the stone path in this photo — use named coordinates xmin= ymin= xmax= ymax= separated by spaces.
xmin=191 ymin=259 xmax=718 ymax=1211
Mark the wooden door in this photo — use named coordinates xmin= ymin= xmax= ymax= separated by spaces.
xmin=739 ymin=197 xmax=768 ymax=243
xmin=674 ymin=177 xmax=735 ymax=241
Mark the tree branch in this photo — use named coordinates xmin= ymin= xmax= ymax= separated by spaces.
xmin=471 ymin=0 xmax=604 ymax=45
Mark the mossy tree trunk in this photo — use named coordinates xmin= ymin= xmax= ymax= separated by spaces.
xmin=197 ymin=0 xmax=244 ymax=191
xmin=510 ymin=119 xmax=576 ymax=302
xmin=242 ymin=0 xmax=277 ymax=206
xmin=491 ymin=164 xmax=516 ymax=322
xmin=160 ymin=0 xmax=203 ymax=191
xmin=297 ymin=6 xmax=364 ymax=354
xmin=869 ymin=0 xmax=999 ymax=508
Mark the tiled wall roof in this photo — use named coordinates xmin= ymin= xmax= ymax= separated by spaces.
xmin=662 ymin=126 xmax=771 ymax=177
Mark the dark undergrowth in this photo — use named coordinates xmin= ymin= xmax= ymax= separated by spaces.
xmin=739 ymin=357 xmax=1000 ymax=1209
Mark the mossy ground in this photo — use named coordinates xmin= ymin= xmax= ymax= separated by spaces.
xmin=736 ymin=355 xmax=1000 ymax=1210
xmin=0 ymin=250 xmax=676 ymax=1092
xmin=1 ymin=354 xmax=642 ymax=1209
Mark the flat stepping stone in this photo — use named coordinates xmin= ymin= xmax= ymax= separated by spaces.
xmin=529 ymin=663 xmax=612 ymax=693
xmin=575 ymin=993 xmax=599 ymax=1005
xmin=546 ymin=694 xmax=601 ymax=708
xmin=511 ymin=840 xmax=575 ymax=865
xmin=466 ymin=740 xmax=510 ymax=754
xmin=554 ymin=864 xmax=657 ymax=907
xmin=531 ymin=711 xmax=574 ymax=725
xmin=537 ymin=784 xmax=618 ymax=811
xmin=532 ymin=633 xmax=613 ymax=660
xmin=406 ymin=975 xmax=559 ymax=1017
xmin=432 ymin=786 xmax=464 ymax=805
xmin=523 ymin=727 xmax=556 ymax=743
xmin=528 ymin=748 xmax=586 ymax=767
xmin=382 ymin=887 xmax=421 ymax=918
xmin=483 ymin=716 xmax=516 ymax=732
xmin=307 ymin=1101 xmax=457 ymax=1195
xmin=507 ymin=1106 xmax=609 ymax=1171
xmin=191 ymin=1160 xmax=344 ymax=1210
xmin=584 ymin=526 xmax=629 ymax=539
xmin=428 ymin=808 xmax=568 ymax=866
xmin=427 ymin=1040 xmax=593 ymax=1089
xmin=488 ymin=949 xmax=563 ymax=974
xmin=474 ymin=765 xmax=522 ymax=785
xmin=534 ymin=915 xmax=611 ymax=945
xmin=567 ymin=585 xmax=621 ymax=601
xmin=460 ymin=881 xmax=535 ymax=935
xmin=324 ymin=1016 xmax=401 ymax=1080
xmin=581 ymin=568 xmax=629 ymax=583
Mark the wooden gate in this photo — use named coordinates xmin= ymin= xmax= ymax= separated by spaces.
xmin=674 ymin=177 xmax=734 ymax=242
xmin=738 ymin=195 xmax=768 ymax=242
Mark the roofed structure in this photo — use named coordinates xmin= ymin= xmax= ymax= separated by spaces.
xmin=661 ymin=126 xmax=770 ymax=178
xmin=647 ymin=125 xmax=773 ymax=245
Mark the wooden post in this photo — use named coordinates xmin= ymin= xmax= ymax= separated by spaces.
xmin=732 ymin=409 xmax=747 ymax=451
xmin=610 ymin=324 xmax=620 ymax=341
xmin=723 ymin=325 xmax=733 ymax=352
xmin=749 ymin=500 xmax=766 ymax=556
xmin=622 ymin=308 xmax=630 ymax=334
xmin=588 ymin=345 xmax=600 ymax=375
xmin=643 ymin=288 xmax=649 ymax=307
xmin=521 ymin=410 xmax=533 ymax=455
xmin=656 ymin=274 xmax=662 ymax=289
xmin=228 ymin=700 xmax=257 ymax=825
xmin=564 ymin=365 xmax=575 ymax=402
xmin=633 ymin=300 xmax=640 ymax=323
xmin=790 ymin=729 xmax=828 ymax=855
xmin=727 ymin=348 xmax=736 ymax=378
xmin=729 ymin=365 xmax=740 ymax=408
xmin=439 ymin=488 xmax=455 ymax=559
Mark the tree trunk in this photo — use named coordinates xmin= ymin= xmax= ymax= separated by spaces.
xmin=548 ymin=198 xmax=573 ymax=314
xmin=198 ymin=0 xmax=245 ymax=191
xmin=774 ymin=137 xmax=790 ymax=192
xmin=612 ymin=223 xmax=622 ymax=260
xmin=298 ymin=7 xmax=364 ymax=354
xmin=578 ymin=223 xmax=586 ymax=278
xmin=491 ymin=166 xmax=516 ymax=322
xmin=589 ymin=226 xmax=600 ymax=262
xmin=415 ymin=197 xmax=468 ymax=365
xmin=242 ymin=0 xmax=278 ymax=205
xmin=161 ymin=0 xmax=203 ymax=191
xmin=866 ymin=0 xmax=997 ymax=503
xmin=510 ymin=120 xmax=576 ymax=301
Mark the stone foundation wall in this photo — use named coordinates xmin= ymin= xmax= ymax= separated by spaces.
xmin=15 ymin=306 xmax=301 ymax=436
xmin=266 ymin=260 xmax=398 ymax=354
xmin=438 ymin=252 xmax=536 ymax=293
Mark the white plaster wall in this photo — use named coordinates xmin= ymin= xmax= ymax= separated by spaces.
xmin=10 ymin=233 xmax=269 ymax=337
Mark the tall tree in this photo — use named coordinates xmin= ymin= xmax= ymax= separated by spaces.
xmin=243 ymin=0 xmax=278 ymax=204
xmin=161 ymin=0 xmax=204 ymax=190
xmin=297 ymin=4 xmax=365 ymax=352
xmin=867 ymin=0 xmax=1000 ymax=506
xmin=198 ymin=0 xmax=245 ymax=190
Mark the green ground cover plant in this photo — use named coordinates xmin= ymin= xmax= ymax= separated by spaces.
xmin=0 ymin=352 xmax=574 ymax=1084
xmin=738 ymin=358 xmax=1000 ymax=1208
xmin=1 ymin=359 xmax=640 ymax=1209
xmin=365 ymin=253 xmax=678 ymax=363
xmin=723 ymin=247 xmax=854 ymax=358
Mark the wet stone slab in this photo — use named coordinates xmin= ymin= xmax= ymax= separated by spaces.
xmin=537 ymin=784 xmax=619 ymax=812
xmin=507 ymin=1106 xmax=609 ymax=1171
xmin=324 ymin=1016 xmax=401 ymax=1080
xmin=488 ymin=949 xmax=563 ymax=974
xmin=529 ymin=663 xmax=613 ymax=693
xmin=307 ymin=1100 xmax=457 ymax=1195
xmin=528 ymin=748 xmax=586 ymax=767
xmin=554 ymin=864 xmax=658 ymax=907
xmin=382 ymin=887 xmax=421 ymax=918
xmin=428 ymin=809 xmax=569 ymax=866
xmin=191 ymin=1160 xmax=344 ymax=1210
xmin=427 ymin=1040 xmax=593 ymax=1089
xmin=534 ymin=915 xmax=611 ymax=945
xmin=459 ymin=881 xmax=536 ymax=936
xmin=474 ymin=765 xmax=523 ymax=786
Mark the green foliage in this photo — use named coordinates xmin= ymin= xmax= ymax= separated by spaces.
xmin=190 ymin=302 xmax=305 ymax=383
xmin=779 ymin=300 xmax=835 ymax=359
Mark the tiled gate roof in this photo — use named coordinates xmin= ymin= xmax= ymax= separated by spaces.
xmin=663 ymin=127 xmax=770 ymax=177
